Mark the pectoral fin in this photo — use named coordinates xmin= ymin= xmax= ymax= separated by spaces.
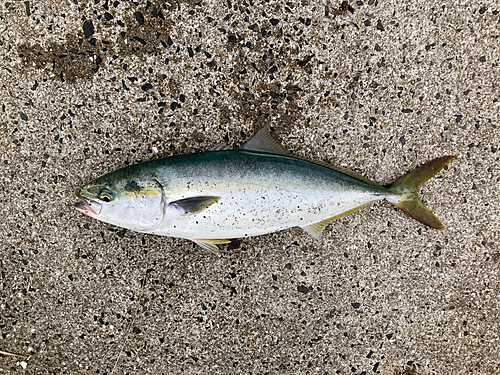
xmin=192 ymin=238 xmax=230 ymax=253
xmin=169 ymin=196 xmax=221 ymax=215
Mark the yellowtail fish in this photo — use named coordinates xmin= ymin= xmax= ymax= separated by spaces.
xmin=75 ymin=127 xmax=455 ymax=251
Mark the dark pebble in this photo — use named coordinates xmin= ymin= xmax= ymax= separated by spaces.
xmin=31 ymin=81 xmax=38 ymax=90
xmin=351 ymin=302 xmax=361 ymax=308
xmin=364 ymin=19 xmax=371 ymax=26
xmin=24 ymin=1 xmax=30 ymax=16
xmin=104 ymin=12 xmax=114 ymax=21
xmin=297 ymin=54 xmax=314 ymax=67
xmin=401 ymin=108 xmax=413 ymax=113
xmin=170 ymin=102 xmax=179 ymax=110
xmin=479 ymin=6 xmax=487 ymax=14
xmin=228 ymin=35 xmax=237 ymax=43
xmin=269 ymin=18 xmax=279 ymax=26
xmin=399 ymin=136 xmax=406 ymax=145
xmin=133 ymin=36 xmax=146 ymax=45
xmin=179 ymin=94 xmax=185 ymax=102
xmin=297 ymin=285 xmax=308 ymax=294
xmin=284 ymin=263 xmax=292 ymax=270
xmin=18 ymin=111 xmax=28 ymax=121
xmin=187 ymin=47 xmax=194 ymax=57
xmin=455 ymin=114 xmax=463 ymax=123
xmin=68 ymin=274 xmax=73 ymax=281
xmin=133 ymin=327 xmax=141 ymax=334
xmin=83 ymin=20 xmax=94 ymax=38
xmin=141 ymin=83 xmax=152 ymax=91
xmin=376 ymin=20 xmax=385 ymax=31
xmin=479 ymin=55 xmax=486 ymax=62
xmin=386 ymin=333 xmax=393 ymax=339
xmin=134 ymin=11 xmax=145 ymax=24
xmin=374 ymin=43 xmax=381 ymax=51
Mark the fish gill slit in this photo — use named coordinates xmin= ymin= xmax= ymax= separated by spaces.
xmin=147 ymin=178 xmax=167 ymax=232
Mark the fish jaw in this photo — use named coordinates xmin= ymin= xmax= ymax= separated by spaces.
xmin=75 ymin=191 xmax=102 ymax=216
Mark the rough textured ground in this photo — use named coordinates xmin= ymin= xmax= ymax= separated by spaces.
xmin=1 ymin=0 xmax=499 ymax=374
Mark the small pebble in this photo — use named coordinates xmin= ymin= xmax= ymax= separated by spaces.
xmin=83 ymin=20 xmax=94 ymax=38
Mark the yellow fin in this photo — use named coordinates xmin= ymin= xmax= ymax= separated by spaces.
xmin=300 ymin=203 xmax=370 ymax=239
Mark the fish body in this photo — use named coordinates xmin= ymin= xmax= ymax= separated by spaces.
xmin=76 ymin=128 xmax=455 ymax=251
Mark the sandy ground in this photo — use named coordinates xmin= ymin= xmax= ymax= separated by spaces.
xmin=1 ymin=0 xmax=499 ymax=373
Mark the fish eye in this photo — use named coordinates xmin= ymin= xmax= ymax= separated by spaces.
xmin=98 ymin=188 xmax=114 ymax=202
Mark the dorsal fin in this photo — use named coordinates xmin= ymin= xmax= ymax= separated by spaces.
xmin=304 ymin=159 xmax=379 ymax=186
xmin=209 ymin=142 xmax=232 ymax=151
xmin=241 ymin=127 xmax=291 ymax=155
xmin=243 ymin=127 xmax=378 ymax=186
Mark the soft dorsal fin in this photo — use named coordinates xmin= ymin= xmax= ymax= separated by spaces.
xmin=243 ymin=127 xmax=378 ymax=186
xmin=305 ymin=159 xmax=379 ymax=186
xmin=168 ymin=196 xmax=221 ymax=215
xmin=209 ymin=142 xmax=232 ymax=151
xmin=241 ymin=127 xmax=291 ymax=155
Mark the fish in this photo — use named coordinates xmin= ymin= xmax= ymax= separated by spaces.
xmin=75 ymin=127 xmax=455 ymax=252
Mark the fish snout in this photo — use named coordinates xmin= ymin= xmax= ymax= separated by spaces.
xmin=75 ymin=190 xmax=102 ymax=215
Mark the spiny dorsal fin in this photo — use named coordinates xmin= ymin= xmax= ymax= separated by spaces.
xmin=242 ymin=127 xmax=291 ymax=155
xmin=169 ymin=196 xmax=221 ymax=215
xmin=300 ymin=203 xmax=371 ymax=239
xmin=209 ymin=142 xmax=232 ymax=151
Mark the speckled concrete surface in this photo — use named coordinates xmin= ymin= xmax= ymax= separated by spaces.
xmin=1 ymin=0 xmax=499 ymax=373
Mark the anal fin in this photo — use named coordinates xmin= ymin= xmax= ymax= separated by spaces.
xmin=300 ymin=203 xmax=370 ymax=239
xmin=192 ymin=238 xmax=230 ymax=254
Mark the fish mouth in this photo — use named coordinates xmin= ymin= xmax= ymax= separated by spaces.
xmin=75 ymin=191 xmax=102 ymax=216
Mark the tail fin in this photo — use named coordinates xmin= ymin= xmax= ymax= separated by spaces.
xmin=387 ymin=156 xmax=456 ymax=229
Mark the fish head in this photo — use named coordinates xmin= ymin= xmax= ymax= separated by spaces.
xmin=75 ymin=169 xmax=165 ymax=233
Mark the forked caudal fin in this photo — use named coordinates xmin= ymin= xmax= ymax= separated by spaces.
xmin=387 ymin=156 xmax=456 ymax=229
